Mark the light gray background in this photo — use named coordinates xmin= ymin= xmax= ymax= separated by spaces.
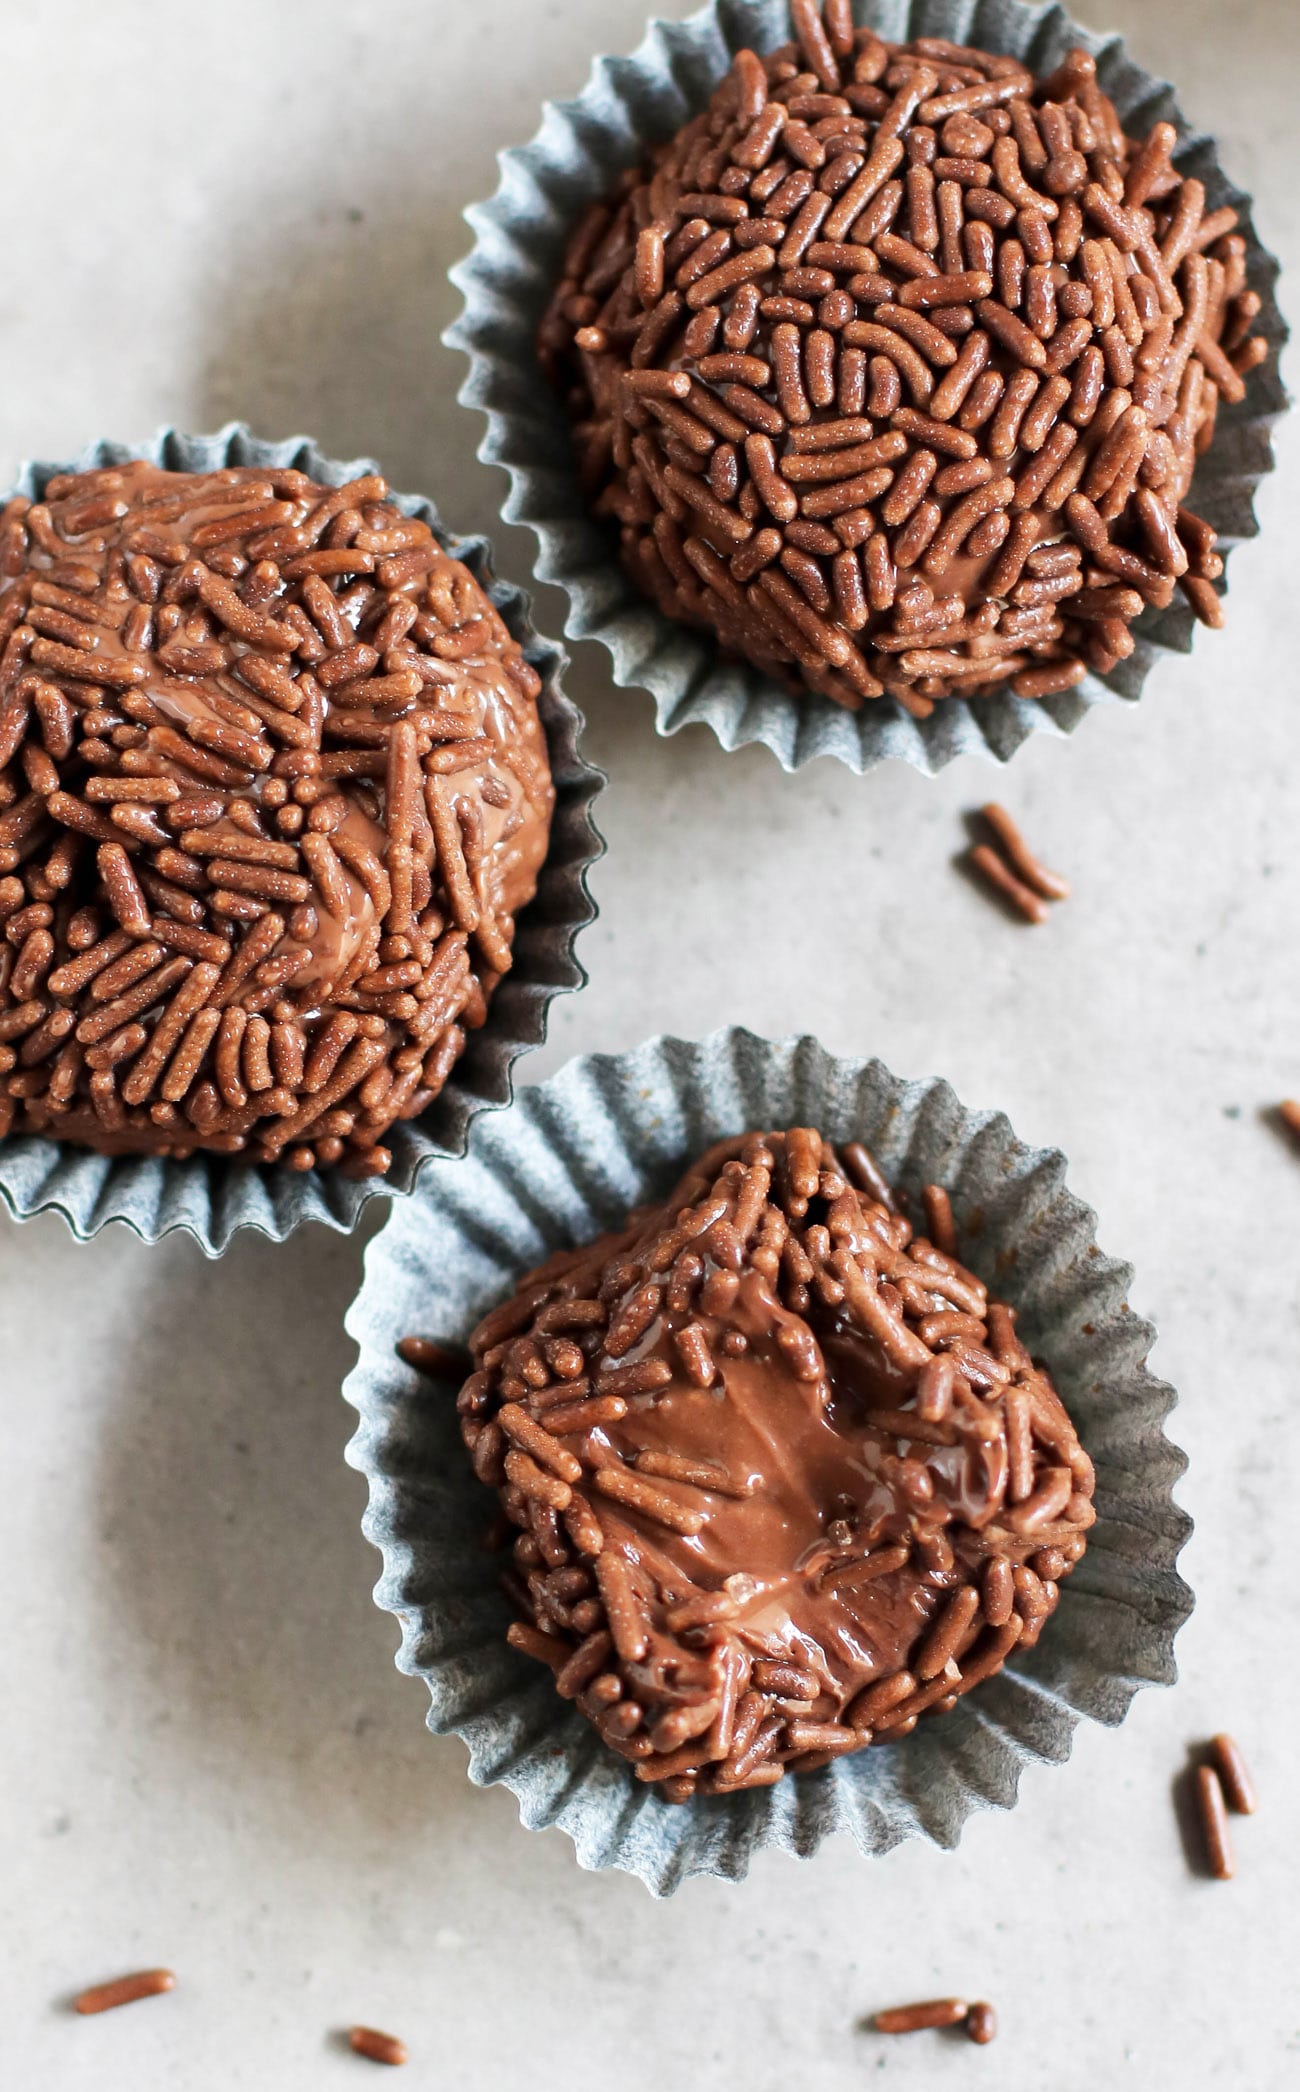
xmin=1 ymin=2 xmax=1296 ymax=2085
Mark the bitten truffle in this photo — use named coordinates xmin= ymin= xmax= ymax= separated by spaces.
xmin=0 ymin=462 xmax=554 ymax=1172
xmin=452 ymin=1129 xmax=1095 ymax=1797
xmin=541 ymin=7 xmax=1268 ymax=718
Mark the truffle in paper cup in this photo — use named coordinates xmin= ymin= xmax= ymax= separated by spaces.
xmin=343 ymin=1027 xmax=1192 ymax=1893
xmin=448 ymin=0 xmax=1286 ymax=776
xmin=0 ymin=425 xmax=604 ymax=1254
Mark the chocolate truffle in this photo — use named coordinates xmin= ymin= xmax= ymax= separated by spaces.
xmin=455 ymin=1128 xmax=1095 ymax=1797
xmin=0 ymin=462 xmax=554 ymax=1172
xmin=541 ymin=7 xmax=1268 ymax=718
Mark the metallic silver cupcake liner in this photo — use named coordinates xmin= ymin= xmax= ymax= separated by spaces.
xmin=448 ymin=0 xmax=1286 ymax=776
xmin=344 ymin=1027 xmax=1193 ymax=1893
xmin=0 ymin=425 xmax=605 ymax=1253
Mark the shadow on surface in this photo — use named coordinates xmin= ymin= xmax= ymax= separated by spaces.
xmin=88 ymin=1214 xmax=500 ymax=1856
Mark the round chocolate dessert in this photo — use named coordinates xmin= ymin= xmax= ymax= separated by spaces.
xmin=454 ymin=1129 xmax=1095 ymax=1798
xmin=0 ymin=462 xmax=554 ymax=1173
xmin=541 ymin=6 xmax=1268 ymax=717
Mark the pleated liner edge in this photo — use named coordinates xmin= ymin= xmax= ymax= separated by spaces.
xmin=0 ymin=423 xmax=605 ymax=1253
xmin=343 ymin=1027 xmax=1193 ymax=1893
xmin=448 ymin=0 xmax=1286 ymax=774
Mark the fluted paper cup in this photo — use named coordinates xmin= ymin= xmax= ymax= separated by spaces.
xmin=448 ymin=0 xmax=1286 ymax=776
xmin=0 ymin=425 xmax=604 ymax=1253
xmin=344 ymin=1027 xmax=1192 ymax=1893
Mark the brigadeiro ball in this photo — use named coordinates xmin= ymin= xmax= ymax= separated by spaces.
xmin=540 ymin=3 xmax=1269 ymax=719
xmin=445 ymin=1127 xmax=1095 ymax=1800
xmin=0 ymin=462 xmax=554 ymax=1174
